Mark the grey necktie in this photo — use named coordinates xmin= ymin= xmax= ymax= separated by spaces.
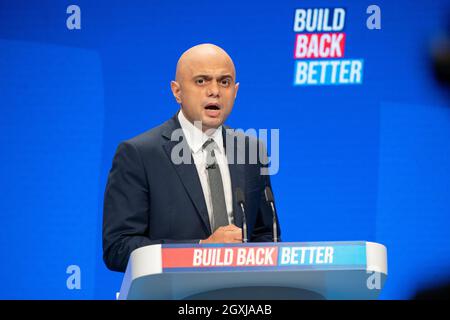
xmin=203 ymin=138 xmax=229 ymax=232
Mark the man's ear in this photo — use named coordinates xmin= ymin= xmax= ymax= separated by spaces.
xmin=234 ymin=82 xmax=239 ymax=99
xmin=171 ymin=81 xmax=182 ymax=104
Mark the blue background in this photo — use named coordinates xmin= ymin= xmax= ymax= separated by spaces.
xmin=0 ymin=0 xmax=449 ymax=299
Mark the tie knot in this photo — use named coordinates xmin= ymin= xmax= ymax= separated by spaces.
xmin=203 ymin=138 xmax=217 ymax=151
xmin=204 ymin=138 xmax=218 ymax=167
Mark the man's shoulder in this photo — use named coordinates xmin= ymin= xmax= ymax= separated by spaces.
xmin=123 ymin=116 xmax=177 ymax=149
xmin=126 ymin=125 xmax=163 ymax=147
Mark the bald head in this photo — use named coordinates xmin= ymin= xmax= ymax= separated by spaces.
xmin=170 ymin=43 xmax=239 ymax=132
xmin=175 ymin=44 xmax=236 ymax=83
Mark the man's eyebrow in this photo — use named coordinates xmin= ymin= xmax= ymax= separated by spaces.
xmin=218 ymin=74 xmax=234 ymax=79
xmin=192 ymin=74 xmax=212 ymax=79
xmin=192 ymin=74 xmax=234 ymax=79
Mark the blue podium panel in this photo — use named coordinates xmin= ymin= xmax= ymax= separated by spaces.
xmin=119 ymin=241 xmax=387 ymax=300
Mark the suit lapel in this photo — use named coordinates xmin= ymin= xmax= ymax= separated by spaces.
xmin=161 ymin=115 xmax=212 ymax=235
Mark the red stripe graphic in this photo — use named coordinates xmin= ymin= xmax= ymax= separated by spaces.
xmin=162 ymin=247 xmax=279 ymax=268
xmin=294 ymin=33 xmax=346 ymax=59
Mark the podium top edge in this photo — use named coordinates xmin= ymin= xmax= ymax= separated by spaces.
xmin=157 ymin=240 xmax=382 ymax=248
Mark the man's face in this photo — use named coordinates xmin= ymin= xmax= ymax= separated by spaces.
xmin=171 ymin=47 xmax=239 ymax=132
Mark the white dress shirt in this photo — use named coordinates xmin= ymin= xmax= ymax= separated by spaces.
xmin=177 ymin=109 xmax=234 ymax=227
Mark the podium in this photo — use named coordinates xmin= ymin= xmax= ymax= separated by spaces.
xmin=118 ymin=241 xmax=387 ymax=300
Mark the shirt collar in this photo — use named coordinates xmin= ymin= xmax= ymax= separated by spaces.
xmin=177 ymin=109 xmax=224 ymax=154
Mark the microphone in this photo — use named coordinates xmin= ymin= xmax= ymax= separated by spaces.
xmin=235 ymin=188 xmax=248 ymax=243
xmin=206 ymin=163 xmax=216 ymax=170
xmin=264 ymin=186 xmax=279 ymax=242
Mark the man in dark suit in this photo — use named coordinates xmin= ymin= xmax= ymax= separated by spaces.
xmin=103 ymin=44 xmax=281 ymax=272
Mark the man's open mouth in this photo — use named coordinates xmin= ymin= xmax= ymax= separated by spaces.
xmin=205 ymin=103 xmax=221 ymax=110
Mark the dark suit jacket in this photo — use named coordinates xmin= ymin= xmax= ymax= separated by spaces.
xmin=103 ymin=113 xmax=281 ymax=272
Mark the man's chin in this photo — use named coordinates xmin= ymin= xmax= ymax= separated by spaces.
xmin=201 ymin=118 xmax=224 ymax=131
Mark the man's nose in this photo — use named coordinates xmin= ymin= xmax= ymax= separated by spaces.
xmin=207 ymin=81 xmax=220 ymax=97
